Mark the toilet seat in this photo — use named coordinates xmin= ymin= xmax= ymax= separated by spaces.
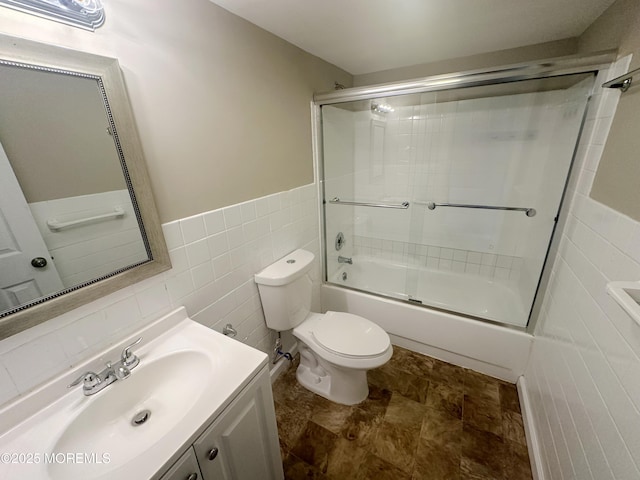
xmin=294 ymin=312 xmax=391 ymax=368
xmin=311 ymin=311 xmax=390 ymax=358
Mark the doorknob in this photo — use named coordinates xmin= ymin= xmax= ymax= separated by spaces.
xmin=31 ymin=257 xmax=48 ymax=268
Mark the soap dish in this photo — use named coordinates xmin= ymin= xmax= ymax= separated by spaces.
xmin=606 ymin=281 xmax=640 ymax=326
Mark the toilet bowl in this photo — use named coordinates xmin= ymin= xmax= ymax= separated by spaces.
xmin=254 ymin=249 xmax=392 ymax=405
xmin=293 ymin=312 xmax=392 ymax=404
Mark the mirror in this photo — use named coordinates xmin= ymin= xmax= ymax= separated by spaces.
xmin=0 ymin=34 xmax=171 ymax=339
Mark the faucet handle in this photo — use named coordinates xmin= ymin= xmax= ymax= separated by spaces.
xmin=121 ymin=337 xmax=142 ymax=368
xmin=68 ymin=371 xmax=100 ymax=389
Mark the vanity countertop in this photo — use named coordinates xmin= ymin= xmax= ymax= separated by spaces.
xmin=0 ymin=307 xmax=268 ymax=480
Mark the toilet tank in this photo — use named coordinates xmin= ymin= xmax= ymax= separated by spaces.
xmin=254 ymin=249 xmax=314 ymax=331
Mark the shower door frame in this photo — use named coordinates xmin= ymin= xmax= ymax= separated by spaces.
xmin=313 ymin=50 xmax=616 ymax=334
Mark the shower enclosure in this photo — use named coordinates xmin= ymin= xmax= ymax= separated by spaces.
xmin=318 ymin=67 xmax=598 ymax=328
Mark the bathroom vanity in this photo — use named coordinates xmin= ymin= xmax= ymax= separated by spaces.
xmin=0 ymin=308 xmax=284 ymax=480
xmin=159 ymin=367 xmax=279 ymax=480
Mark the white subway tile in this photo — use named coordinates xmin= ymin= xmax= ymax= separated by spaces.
xmin=185 ymin=238 xmax=211 ymax=267
xmin=229 ymin=246 xmax=247 ymax=269
xmin=467 ymin=251 xmax=482 ymax=264
xmin=2 ymin=333 xmax=68 ymax=393
xmin=161 ymin=221 xmax=183 ymax=250
xmin=269 ymin=211 xmax=284 ymax=232
xmin=465 ymin=263 xmax=480 ymax=275
xmin=453 ymin=249 xmax=467 ymax=262
xmin=103 ymin=296 xmax=142 ymax=333
xmin=165 ymin=271 xmax=194 ymax=303
xmin=203 ymin=210 xmax=225 ymax=235
xmin=440 ymin=248 xmax=453 ymax=260
xmin=226 ymin=225 xmax=245 ymax=247
xmin=212 ymin=254 xmax=232 ymax=279
xmin=57 ymin=311 xmax=106 ymax=357
xmin=481 ymin=253 xmax=497 ymax=266
xmin=208 ymin=232 xmax=229 ymax=258
xmin=136 ymin=282 xmax=170 ymax=319
xmin=191 ymin=262 xmax=215 ymax=289
xmin=243 ymin=220 xmax=259 ymax=242
xmin=240 ymin=202 xmax=257 ymax=223
xmin=267 ymin=194 xmax=280 ymax=214
xmin=180 ymin=215 xmax=206 ymax=244
xmin=255 ymin=197 xmax=270 ymax=217
xmin=223 ymin=205 xmax=243 ymax=228
xmin=496 ymin=255 xmax=513 ymax=269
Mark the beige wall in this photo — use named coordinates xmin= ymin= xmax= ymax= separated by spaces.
xmin=0 ymin=66 xmax=125 ymax=202
xmin=581 ymin=0 xmax=640 ymax=221
xmin=353 ymin=38 xmax=579 ymax=86
xmin=0 ymin=0 xmax=351 ymax=222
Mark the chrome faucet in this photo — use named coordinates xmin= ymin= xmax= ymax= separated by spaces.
xmin=68 ymin=337 xmax=142 ymax=396
xmin=338 ymin=256 xmax=353 ymax=264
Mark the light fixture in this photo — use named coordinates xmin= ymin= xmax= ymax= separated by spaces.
xmin=0 ymin=0 xmax=105 ymax=31
xmin=371 ymin=102 xmax=395 ymax=114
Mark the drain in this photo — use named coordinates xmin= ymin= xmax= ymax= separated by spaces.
xmin=131 ymin=409 xmax=151 ymax=426
xmin=342 ymin=272 xmax=348 ymax=281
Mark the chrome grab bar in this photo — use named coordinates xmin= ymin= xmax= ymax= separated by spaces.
xmin=328 ymin=197 xmax=409 ymax=209
xmin=426 ymin=202 xmax=536 ymax=217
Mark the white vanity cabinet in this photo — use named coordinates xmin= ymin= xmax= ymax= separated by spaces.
xmin=160 ymin=365 xmax=283 ymax=480
xmin=159 ymin=448 xmax=202 ymax=480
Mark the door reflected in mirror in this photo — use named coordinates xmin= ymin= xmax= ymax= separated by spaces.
xmin=0 ymin=61 xmax=150 ymax=316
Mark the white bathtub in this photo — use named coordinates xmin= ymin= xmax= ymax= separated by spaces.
xmin=330 ymin=257 xmax=528 ymax=327
xmin=322 ymin=256 xmax=533 ymax=382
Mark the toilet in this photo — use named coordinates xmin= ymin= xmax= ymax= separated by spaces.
xmin=254 ymin=249 xmax=392 ymax=405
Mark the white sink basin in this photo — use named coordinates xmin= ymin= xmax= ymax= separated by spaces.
xmin=0 ymin=307 xmax=268 ymax=480
xmin=49 ymin=351 xmax=211 ymax=480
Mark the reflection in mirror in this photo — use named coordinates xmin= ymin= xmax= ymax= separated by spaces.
xmin=0 ymin=34 xmax=170 ymax=337
xmin=0 ymin=63 xmax=149 ymax=314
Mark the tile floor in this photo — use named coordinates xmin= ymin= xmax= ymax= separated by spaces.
xmin=272 ymin=346 xmax=533 ymax=480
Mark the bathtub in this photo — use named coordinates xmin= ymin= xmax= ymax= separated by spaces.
xmin=321 ymin=256 xmax=533 ymax=382
xmin=330 ymin=257 xmax=528 ymax=327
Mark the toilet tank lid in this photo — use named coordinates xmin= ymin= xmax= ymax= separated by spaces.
xmin=254 ymin=249 xmax=315 ymax=286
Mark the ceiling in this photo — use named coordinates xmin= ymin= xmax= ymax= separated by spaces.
xmin=209 ymin=0 xmax=616 ymax=75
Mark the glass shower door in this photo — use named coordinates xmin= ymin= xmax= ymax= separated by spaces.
xmin=321 ymin=73 xmax=594 ymax=327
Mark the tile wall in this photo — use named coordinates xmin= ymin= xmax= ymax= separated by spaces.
xmin=525 ymin=56 xmax=640 ymax=480
xmin=0 ymin=183 xmax=320 ymax=407
xmin=352 ymin=235 xmax=523 ymax=281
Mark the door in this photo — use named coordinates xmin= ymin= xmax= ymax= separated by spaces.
xmin=0 ymin=141 xmax=63 ymax=312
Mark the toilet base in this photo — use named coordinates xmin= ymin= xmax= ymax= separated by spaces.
xmin=295 ymin=342 xmax=369 ymax=405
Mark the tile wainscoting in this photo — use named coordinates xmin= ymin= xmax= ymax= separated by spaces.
xmin=0 ymin=183 xmax=320 ymax=407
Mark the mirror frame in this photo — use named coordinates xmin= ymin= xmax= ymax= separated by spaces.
xmin=0 ymin=34 xmax=171 ymax=339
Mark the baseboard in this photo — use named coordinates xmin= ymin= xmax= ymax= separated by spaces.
xmin=517 ymin=375 xmax=545 ymax=480
xmin=269 ymin=341 xmax=298 ymax=384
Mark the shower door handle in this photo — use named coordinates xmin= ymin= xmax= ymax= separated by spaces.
xmin=328 ymin=197 xmax=409 ymax=209
xmin=425 ymin=202 xmax=536 ymax=217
